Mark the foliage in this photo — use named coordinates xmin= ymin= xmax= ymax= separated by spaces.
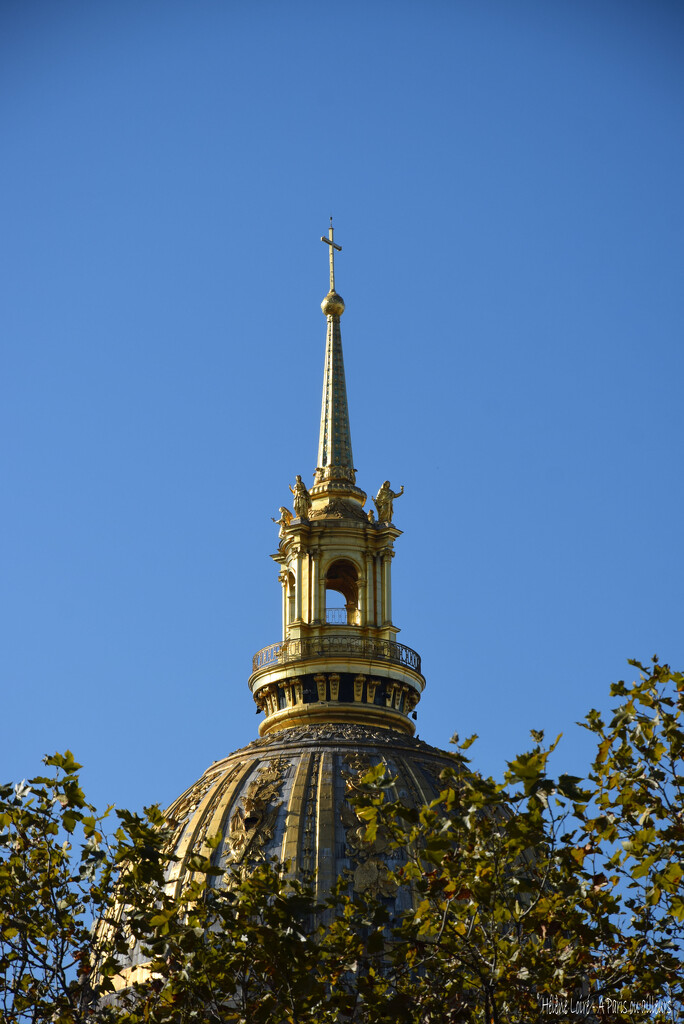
xmin=348 ymin=656 xmax=683 ymax=1022
xmin=0 ymin=659 xmax=682 ymax=1022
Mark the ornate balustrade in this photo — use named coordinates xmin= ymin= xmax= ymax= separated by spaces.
xmin=251 ymin=635 xmax=422 ymax=675
xmin=325 ymin=607 xmax=347 ymax=624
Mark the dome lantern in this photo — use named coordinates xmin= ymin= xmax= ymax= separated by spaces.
xmin=249 ymin=222 xmax=425 ymax=737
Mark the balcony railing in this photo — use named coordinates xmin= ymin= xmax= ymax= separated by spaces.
xmin=325 ymin=607 xmax=347 ymax=624
xmin=251 ymin=635 xmax=422 ymax=675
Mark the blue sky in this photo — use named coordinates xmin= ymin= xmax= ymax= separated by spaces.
xmin=2 ymin=0 xmax=683 ymax=814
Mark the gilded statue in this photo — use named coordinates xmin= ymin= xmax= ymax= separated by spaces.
xmin=271 ymin=506 xmax=293 ymax=539
xmin=373 ymin=481 xmax=404 ymax=523
xmin=289 ymin=474 xmax=312 ymax=519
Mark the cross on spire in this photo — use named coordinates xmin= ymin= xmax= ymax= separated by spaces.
xmin=321 ymin=216 xmax=342 ymax=292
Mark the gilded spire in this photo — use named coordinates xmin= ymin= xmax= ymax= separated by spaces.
xmin=249 ymin=223 xmax=425 ymax=739
xmin=315 ymin=219 xmax=355 ymax=487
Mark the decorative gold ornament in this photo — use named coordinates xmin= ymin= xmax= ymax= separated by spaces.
xmin=224 ymin=757 xmax=289 ymax=865
xmin=321 ymin=290 xmax=345 ymax=317
xmin=308 ymin=497 xmax=367 ymax=520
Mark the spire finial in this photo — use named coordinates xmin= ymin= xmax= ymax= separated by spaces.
xmin=314 ymin=220 xmax=359 ymax=492
xmin=320 ymin=218 xmax=345 ymax=317
xmin=321 ymin=216 xmax=342 ymax=292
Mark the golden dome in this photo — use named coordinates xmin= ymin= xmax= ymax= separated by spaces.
xmin=321 ymin=290 xmax=345 ymax=317
xmin=162 ymin=231 xmax=438 ymax=901
xmin=164 ymin=724 xmax=460 ymax=907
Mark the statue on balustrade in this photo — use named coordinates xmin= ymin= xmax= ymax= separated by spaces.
xmin=373 ymin=480 xmax=404 ymax=523
xmin=271 ymin=506 xmax=293 ymax=539
xmin=289 ymin=475 xmax=312 ymax=519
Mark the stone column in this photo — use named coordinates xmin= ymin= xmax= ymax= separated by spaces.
xmin=294 ymin=547 xmax=303 ymax=622
xmin=357 ymin=578 xmax=366 ymax=626
xmin=381 ymin=550 xmax=393 ymax=625
xmin=310 ymin=549 xmax=320 ymax=623
xmin=375 ymin=555 xmax=382 ymax=625
xmin=318 ymin=560 xmax=327 ymax=624
xmin=278 ymin=571 xmax=288 ymax=638
xmin=364 ymin=551 xmax=374 ymax=626
xmin=386 ymin=550 xmax=393 ymax=624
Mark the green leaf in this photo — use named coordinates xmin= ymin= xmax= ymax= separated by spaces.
xmin=359 ymin=763 xmax=387 ymax=786
xmin=458 ymin=734 xmax=479 ymax=750
xmin=62 ymin=810 xmax=80 ymax=834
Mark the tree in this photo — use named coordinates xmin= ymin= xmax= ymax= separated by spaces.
xmin=1 ymin=659 xmax=682 ymax=1023
xmin=348 ymin=658 xmax=683 ymax=1022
